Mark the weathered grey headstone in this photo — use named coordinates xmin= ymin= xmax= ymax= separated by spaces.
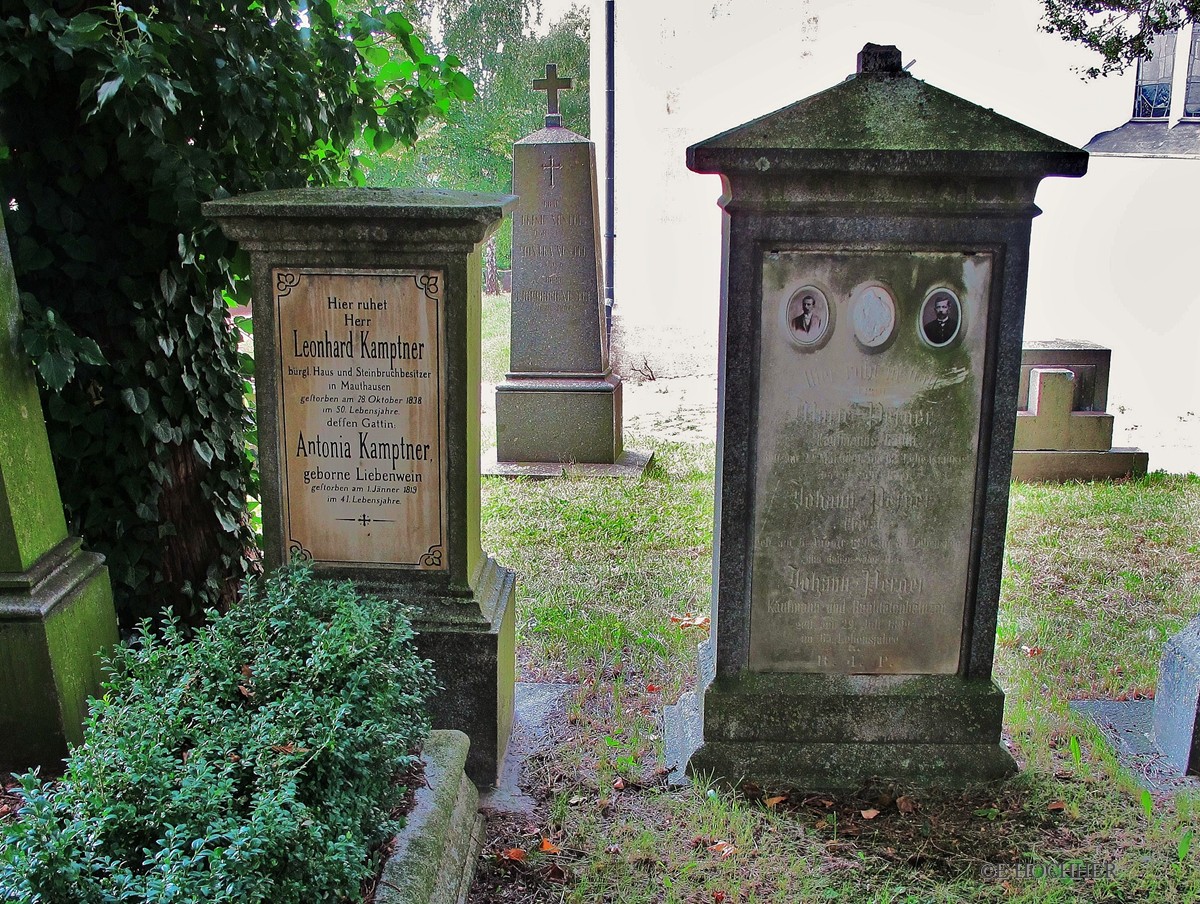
xmin=493 ymin=65 xmax=638 ymax=473
xmin=205 ymin=188 xmax=517 ymax=787
xmin=1011 ymin=340 xmax=1147 ymax=481
xmin=1072 ymin=615 xmax=1200 ymax=791
xmin=1153 ymin=617 xmax=1200 ymax=774
xmin=0 ymin=208 xmax=118 ymax=770
xmin=664 ymin=43 xmax=1088 ymax=790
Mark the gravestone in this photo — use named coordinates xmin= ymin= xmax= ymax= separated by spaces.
xmin=1017 ymin=340 xmax=1110 ymax=412
xmin=1011 ymin=340 xmax=1147 ymax=481
xmin=665 ymin=43 xmax=1088 ymax=789
xmin=493 ymin=65 xmax=642 ymax=475
xmin=0 ymin=208 xmax=118 ymax=770
xmin=205 ymin=189 xmax=517 ymax=787
xmin=1152 ymin=616 xmax=1200 ymax=773
xmin=1073 ymin=615 xmax=1200 ymax=791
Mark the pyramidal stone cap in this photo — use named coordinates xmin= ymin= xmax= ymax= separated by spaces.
xmin=687 ymin=43 xmax=1088 ymax=179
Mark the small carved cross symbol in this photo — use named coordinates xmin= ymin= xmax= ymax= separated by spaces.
xmin=542 ymin=155 xmax=562 ymax=188
xmin=358 ymin=514 xmax=371 ymax=526
xmin=532 ymin=63 xmax=573 ymax=116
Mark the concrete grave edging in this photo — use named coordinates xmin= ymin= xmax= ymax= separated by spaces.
xmin=374 ymin=729 xmax=484 ymax=904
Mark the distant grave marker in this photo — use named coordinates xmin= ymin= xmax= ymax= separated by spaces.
xmin=1012 ymin=340 xmax=1147 ymax=481
xmin=491 ymin=65 xmax=648 ymax=477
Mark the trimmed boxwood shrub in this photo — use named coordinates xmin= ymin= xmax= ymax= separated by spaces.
xmin=0 ymin=564 xmax=437 ymax=903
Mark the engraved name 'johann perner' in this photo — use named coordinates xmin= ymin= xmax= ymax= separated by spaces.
xmin=277 ymin=270 xmax=446 ymax=569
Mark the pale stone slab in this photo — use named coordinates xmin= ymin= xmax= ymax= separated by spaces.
xmin=749 ymin=250 xmax=993 ymax=675
xmin=1011 ymin=448 xmax=1149 ymax=482
xmin=274 ymin=268 xmax=448 ymax=569
xmin=1014 ymin=367 xmax=1114 ymax=452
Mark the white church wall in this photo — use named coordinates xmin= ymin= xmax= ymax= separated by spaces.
xmin=584 ymin=0 xmax=1195 ymax=469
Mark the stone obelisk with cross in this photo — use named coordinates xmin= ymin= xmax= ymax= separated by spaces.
xmin=494 ymin=65 xmax=639 ymax=474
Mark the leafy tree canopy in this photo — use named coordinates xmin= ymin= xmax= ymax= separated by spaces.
xmin=1042 ymin=0 xmax=1200 ymax=76
xmin=0 ymin=0 xmax=471 ymax=627
xmin=370 ymin=2 xmax=589 ymax=270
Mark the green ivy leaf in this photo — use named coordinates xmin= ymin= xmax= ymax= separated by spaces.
xmin=193 ymin=439 xmax=214 ymax=466
xmin=95 ymin=76 xmax=124 ymax=110
xmin=36 ymin=352 xmax=73 ymax=390
xmin=121 ymin=387 xmax=151 ymax=415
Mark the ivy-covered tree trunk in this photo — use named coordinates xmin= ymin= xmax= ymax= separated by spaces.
xmin=0 ymin=1 xmax=472 ymax=628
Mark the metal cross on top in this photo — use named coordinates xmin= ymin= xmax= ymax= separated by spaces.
xmin=533 ymin=63 xmax=573 ymax=127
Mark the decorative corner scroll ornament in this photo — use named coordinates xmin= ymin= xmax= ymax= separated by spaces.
xmin=420 ymin=545 xmax=444 ymax=568
xmin=415 ymin=273 xmax=440 ymax=299
xmin=288 ymin=538 xmax=313 ymax=561
xmin=276 ymin=271 xmax=300 ymax=298
xmin=783 ymin=284 xmax=832 ymax=351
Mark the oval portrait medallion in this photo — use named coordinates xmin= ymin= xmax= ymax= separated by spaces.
xmin=920 ymin=287 xmax=962 ymax=348
xmin=783 ymin=285 xmax=832 ymax=350
xmin=850 ymin=283 xmax=896 ymax=350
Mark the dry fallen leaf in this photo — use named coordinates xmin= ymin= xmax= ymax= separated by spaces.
xmin=764 ymin=795 xmax=788 ymax=809
xmin=714 ymin=892 xmax=727 ymax=903
xmin=271 ymin=743 xmax=296 ymax=755
xmin=539 ymin=838 xmax=560 ymax=854
xmin=240 ymin=664 xmax=252 ymax=679
xmin=500 ymin=848 xmax=527 ymax=862
xmin=613 ymin=777 xmax=626 ymax=791
xmin=707 ymin=841 xmax=737 ymax=858
xmin=669 ymin=613 xmax=711 ymax=629
xmin=1021 ymin=645 xmax=1046 ymax=657
xmin=544 ymin=863 xmax=569 ymax=884
xmin=896 ymin=795 xmax=917 ymax=814
xmin=604 ymin=844 xmax=621 ymax=855
xmin=860 ymin=808 xmax=880 ymax=820
xmin=1048 ymin=800 xmax=1067 ymax=812
xmin=646 ymin=683 xmax=662 ymax=693
xmin=568 ymin=794 xmax=585 ymax=805
xmin=237 ymin=685 xmax=254 ymax=699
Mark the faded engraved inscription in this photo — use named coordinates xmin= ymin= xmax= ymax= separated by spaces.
xmin=276 ymin=269 xmax=447 ymax=570
xmin=749 ymin=251 xmax=993 ymax=674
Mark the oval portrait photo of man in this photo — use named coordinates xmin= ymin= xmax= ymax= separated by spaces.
xmin=920 ymin=288 xmax=962 ymax=348
xmin=784 ymin=286 xmax=831 ymax=349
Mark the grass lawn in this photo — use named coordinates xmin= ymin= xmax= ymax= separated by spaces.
xmin=473 ymin=297 xmax=1200 ymax=904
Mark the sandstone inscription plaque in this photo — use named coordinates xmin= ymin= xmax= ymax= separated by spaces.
xmin=750 ymin=250 xmax=993 ymax=675
xmin=275 ymin=268 xmax=447 ymax=569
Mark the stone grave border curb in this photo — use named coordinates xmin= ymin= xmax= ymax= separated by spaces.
xmin=375 ymin=729 xmax=484 ymax=904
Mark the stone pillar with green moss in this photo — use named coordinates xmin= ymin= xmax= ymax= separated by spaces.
xmin=205 ymin=188 xmax=517 ymax=788
xmin=664 ymin=44 xmax=1088 ymax=789
xmin=0 ymin=209 xmax=118 ymax=771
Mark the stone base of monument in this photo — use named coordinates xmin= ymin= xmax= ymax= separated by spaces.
xmin=1011 ymin=449 xmax=1149 ymax=482
xmin=0 ymin=538 xmax=117 ymax=770
xmin=1073 ymin=615 xmax=1200 ymax=793
xmin=374 ymin=730 xmax=484 ymax=904
xmin=482 ymin=448 xmax=653 ymax=479
xmin=666 ymin=669 xmax=1017 ymax=790
xmin=494 ymin=374 xmax=626 ymax=465
xmin=402 ymin=557 xmax=516 ymax=790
